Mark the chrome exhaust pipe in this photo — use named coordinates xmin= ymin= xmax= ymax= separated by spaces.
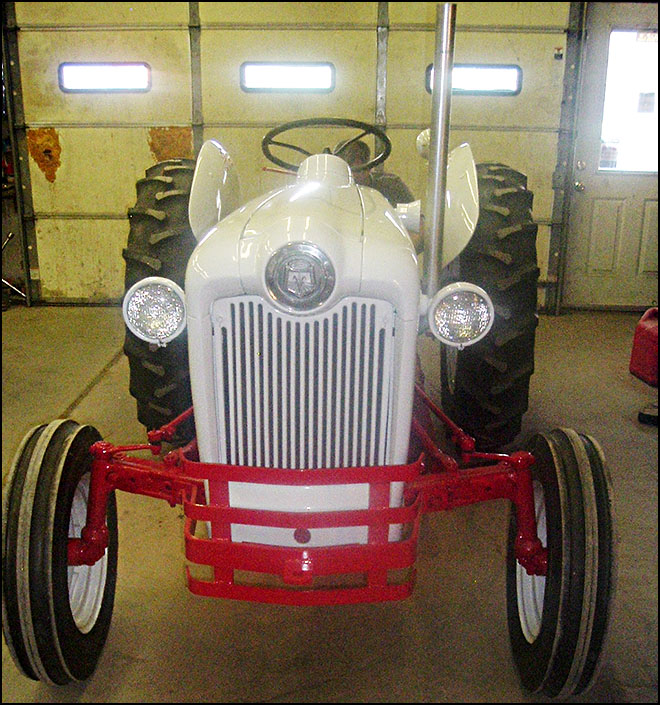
xmin=423 ymin=2 xmax=457 ymax=296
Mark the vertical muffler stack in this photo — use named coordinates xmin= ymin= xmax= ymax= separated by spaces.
xmin=423 ymin=3 xmax=457 ymax=296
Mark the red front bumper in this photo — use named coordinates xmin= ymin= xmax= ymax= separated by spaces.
xmin=183 ymin=454 xmax=424 ymax=604
xmin=70 ymin=389 xmax=546 ymax=606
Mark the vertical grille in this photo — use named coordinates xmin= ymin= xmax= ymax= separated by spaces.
xmin=212 ymin=296 xmax=395 ymax=468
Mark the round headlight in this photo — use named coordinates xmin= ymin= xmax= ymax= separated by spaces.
xmin=265 ymin=242 xmax=335 ymax=312
xmin=122 ymin=276 xmax=186 ymax=346
xmin=427 ymin=282 xmax=494 ymax=349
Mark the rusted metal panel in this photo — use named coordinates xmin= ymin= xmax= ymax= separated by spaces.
xmin=25 ymin=127 xmax=164 ymax=301
xmin=26 ymin=128 xmax=62 ymax=183
xmin=15 ymin=10 xmax=193 ymax=300
xmin=26 ymin=128 xmax=155 ymax=215
xmin=148 ymin=127 xmax=194 ymax=162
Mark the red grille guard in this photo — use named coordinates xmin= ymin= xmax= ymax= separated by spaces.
xmin=69 ymin=387 xmax=547 ymax=605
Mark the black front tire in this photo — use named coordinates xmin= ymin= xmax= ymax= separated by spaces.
xmin=440 ymin=163 xmax=539 ymax=450
xmin=506 ymin=428 xmax=614 ymax=698
xmin=2 ymin=424 xmax=47 ymax=681
xmin=2 ymin=420 xmax=118 ymax=684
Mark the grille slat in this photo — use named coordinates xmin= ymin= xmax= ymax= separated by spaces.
xmin=213 ymin=296 xmax=395 ymax=469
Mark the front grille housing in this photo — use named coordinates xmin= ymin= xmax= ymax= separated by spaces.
xmin=211 ymin=296 xmax=396 ymax=469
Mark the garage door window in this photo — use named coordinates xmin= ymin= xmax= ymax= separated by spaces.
xmin=240 ymin=62 xmax=335 ymax=93
xmin=58 ymin=63 xmax=151 ymax=92
xmin=426 ymin=64 xmax=522 ymax=95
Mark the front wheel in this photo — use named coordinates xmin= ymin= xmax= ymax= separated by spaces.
xmin=2 ymin=420 xmax=118 ymax=684
xmin=506 ymin=428 xmax=615 ymax=699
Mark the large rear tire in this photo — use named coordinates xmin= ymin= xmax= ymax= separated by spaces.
xmin=122 ymin=159 xmax=197 ymax=440
xmin=440 ymin=163 xmax=539 ymax=450
xmin=506 ymin=428 xmax=615 ymax=698
xmin=2 ymin=420 xmax=118 ymax=684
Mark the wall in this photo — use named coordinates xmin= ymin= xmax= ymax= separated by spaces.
xmin=11 ymin=1 xmax=571 ymax=303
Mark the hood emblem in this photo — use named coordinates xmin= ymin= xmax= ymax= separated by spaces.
xmin=265 ymin=242 xmax=335 ymax=311
xmin=285 ymin=257 xmax=317 ymax=299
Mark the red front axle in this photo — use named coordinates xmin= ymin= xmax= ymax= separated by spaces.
xmin=68 ymin=391 xmax=547 ymax=604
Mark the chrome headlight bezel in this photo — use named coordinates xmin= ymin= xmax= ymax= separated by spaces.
xmin=265 ymin=242 xmax=336 ymax=312
xmin=122 ymin=276 xmax=186 ymax=347
xmin=427 ymin=282 xmax=494 ymax=349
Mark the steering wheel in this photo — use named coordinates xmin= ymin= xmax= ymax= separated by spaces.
xmin=261 ymin=117 xmax=392 ymax=172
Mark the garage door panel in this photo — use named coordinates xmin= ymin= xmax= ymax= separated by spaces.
xmin=200 ymin=2 xmax=378 ymax=26
xmin=201 ymin=30 xmax=376 ymax=124
xmin=15 ymin=1 xmax=189 ymax=26
xmin=35 ymin=219 xmax=128 ymax=301
xmin=9 ymin=2 xmax=569 ymax=306
xmin=18 ymin=30 xmax=191 ymax=124
xmin=389 ymin=2 xmax=570 ymax=28
xmin=26 ymin=128 xmax=158 ymax=215
xmin=387 ymin=31 xmax=565 ymax=128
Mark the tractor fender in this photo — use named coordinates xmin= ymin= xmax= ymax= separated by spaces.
xmin=410 ymin=133 xmax=479 ymax=268
xmin=441 ymin=142 xmax=479 ymax=268
xmin=188 ymin=139 xmax=241 ymax=241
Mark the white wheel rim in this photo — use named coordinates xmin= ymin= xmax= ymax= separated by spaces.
xmin=67 ymin=475 xmax=107 ymax=634
xmin=516 ymin=479 xmax=547 ymax=643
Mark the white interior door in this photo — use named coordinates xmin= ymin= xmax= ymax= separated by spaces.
xmin=563 ymin=2 xmax=658 ymax=309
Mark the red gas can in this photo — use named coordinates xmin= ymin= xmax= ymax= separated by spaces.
xmin=629 ymin=307 xmax=658 ymax=387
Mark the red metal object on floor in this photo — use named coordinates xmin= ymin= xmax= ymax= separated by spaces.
xmin=629 ymin=307 xmax=658 ymax=387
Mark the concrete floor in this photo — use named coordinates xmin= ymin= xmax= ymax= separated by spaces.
xmin=2 ymin=305 xmax=657 ymax=703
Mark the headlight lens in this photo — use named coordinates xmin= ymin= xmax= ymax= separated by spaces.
xmin=122 ymin=276 xmax=186 ymax=346
xmin=265 ymin=242 xmax=335 ymax=311
xmin=427 ymin=282 xmax=494 ymax=348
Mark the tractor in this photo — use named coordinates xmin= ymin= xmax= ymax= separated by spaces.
xmin=2 ymin=7 xmax=613 ymax=700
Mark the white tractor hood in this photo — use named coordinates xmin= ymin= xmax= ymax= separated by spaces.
xmin=185 ymin=154 xmax=420 ymax=323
